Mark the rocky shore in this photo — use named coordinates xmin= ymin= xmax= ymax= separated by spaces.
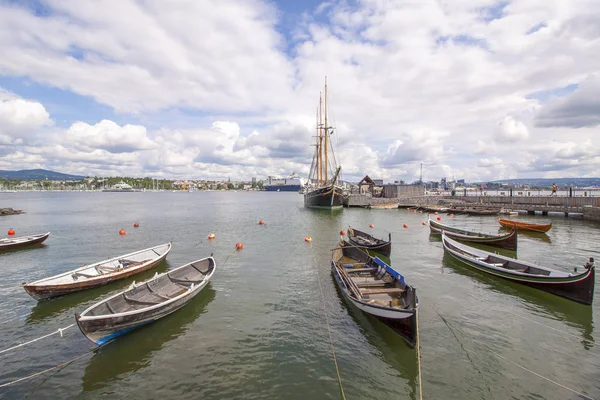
xmin=0 ymin=208 xmax=23 ymax=216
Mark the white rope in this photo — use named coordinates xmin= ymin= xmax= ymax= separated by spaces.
xmin=0 ymin=324 xmax=75 ymax=356
xmin=415 ymin=309 xmax=423 ymax=400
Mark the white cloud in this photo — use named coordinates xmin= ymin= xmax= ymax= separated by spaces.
xmin=0 ymin=99 xmax=53 ymax=142
xmin=0 ymin=0 xmax=599 ymax=181
xmin=495 ymin=116 xmax=529 ymax=142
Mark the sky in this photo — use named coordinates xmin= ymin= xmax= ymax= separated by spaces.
xmin=0 ymin=0 xmax=599 ymax=183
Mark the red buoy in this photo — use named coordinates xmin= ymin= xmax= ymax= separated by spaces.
xmin=119 ymin=229 xmax=126 ymax=235
xmin=258 ymin=220 xmax=265 ymax=225
xmin=339 ymin=230 xmax=346 ymax=236
xmin=412 ymin=210 xmax=416 ymax=213
xmin=304 ymin=236 xmax=312 ymax=242
xmin=235 ymin=242 xmax=243 ymax=249
xmin=8 ymin=228 xmax=15 ymax=236
xmin=406 ymin=207 xmax=410 ymax=210
xmin=419 ymin=211 xmax=423 ymax=214
xmin=133 ymin=222 xmax=140 ymax=228
xmin=437 ymin=217 xmax=441 ymax=221
xmin=369 ymin=224 xmax=374 ymax=228
xmin=434 ymin=211 xmax=438 ymax=215
xmin=208 ymin=233 xmax=216 ymax=239
xmin=450 ymin=214 xmax=455 ymax=217
xmin=422 ymin=221 xmax=427 ymax=225
xmin=403 ymin=223 xmax=408 ymax=228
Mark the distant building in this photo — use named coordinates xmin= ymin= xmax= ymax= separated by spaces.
xmin=457 ymin=179 xmax=465 ymax=185
xmin=372 ymin=179 xmax=384 ymax=186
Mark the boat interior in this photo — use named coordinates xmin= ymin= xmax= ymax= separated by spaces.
xmin=333 ymin=247 xmax=417 ymax=310
xmin=86 ymin=258 xmax=215 ymax=317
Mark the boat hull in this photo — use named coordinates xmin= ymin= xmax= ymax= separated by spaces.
xmin=23 ymin=245 xmax=171 ymax=300
xmin=0 ymin=232 xmax=50 ymax=251
xmin=304 ymin=185 xmax=344 ymax=209
xmin=442 ymin=235 xmax=595 ymax=305
xmin=331 ymin=262 xmax=417 ymax=347
xmin=347 ymin=227 xmax=392 ymax=257
xmin=76 ymin=280 xmax=209 ymax=345
xmin=429 ymin=219 xmax=517 ymax=251
xmin=498 ymin=218 xmax=552 ymax=233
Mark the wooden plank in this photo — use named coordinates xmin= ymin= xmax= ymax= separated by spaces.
xmin=336 ymin=265 xmax=362 ymax=299
xmin=360 ymin=288 xmax=405 ymax=295
xmin=355 ymin=281 xmax=388 ymax=287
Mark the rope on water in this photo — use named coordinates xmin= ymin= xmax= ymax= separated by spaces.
xmin=312 ymin=249 xmax=347 ymax=400
xmin=0 ymin=324 xmax=75 ymax=356
xmin=0 ymin=349 xmax=94 ymax=388
xmin=434 ymin=305 xmax=596 ymax=400
xmin=415 ymin=310 xmax=423 ymax=400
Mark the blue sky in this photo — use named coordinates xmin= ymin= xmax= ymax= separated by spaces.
xmin=0 ymin=0 xmax=598 ymax=181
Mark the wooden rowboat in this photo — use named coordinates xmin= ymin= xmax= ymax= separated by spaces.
xmin=0 ymin=232 xmax=50 ymax=251
xmin=76 ymin=256 xmax=215 ymax=345
xmin=442 ymin=233 xmax=595 ymax=305
xmin=347 ymin=226 xmax=391 ymax=257
xmin=429 ymin=217 xmax=517 ymax=251
xmin=498 ymin=218 xmax=552 ymax=233
xmin=23 ymin=243 xmax=172 ymax=300
xmin=369 ymin=203 xmax=399 ymax=209
xmin=331 ymin=241 xmax=418 ymax=347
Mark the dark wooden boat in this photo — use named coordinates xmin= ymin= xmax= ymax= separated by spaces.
xmin=331 ymin=241 xmax=419 ymax=347
xmin=442 ymin=233 xmax=595 ymax=305
xmin=347 ymin=226 xmax=392 ymax=257
xmin=304 ymin=177 xmax=344 ymax=209
xmin=76 ymin=257 xmax=215 ymax=345
xmin=498 ymin=218 xmax=552 ymax=233
xmin=429 ymin=217 xmax=517 ymax=251
xmin=0 ymin=232 xmax=50 ymax=251
xmin=23 ymin=243 xmax=172 ymax=300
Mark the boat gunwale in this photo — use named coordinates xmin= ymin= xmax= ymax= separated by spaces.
xmin=78 ymin=257 xmax=215 ymax=321
xmin=24 ymin=242 xmax=172 ymax=286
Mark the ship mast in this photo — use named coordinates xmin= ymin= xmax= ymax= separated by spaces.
xmin=324 ymin=77 xmax=329 ymax=184
xmin=318 ymin=93 xmax=323 ymax=186
xmin=315 ymin=106 xmax=320 ymax=186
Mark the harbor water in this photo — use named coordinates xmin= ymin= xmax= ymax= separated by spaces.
xmin=0 ymin=191 xmax=598 ymax=399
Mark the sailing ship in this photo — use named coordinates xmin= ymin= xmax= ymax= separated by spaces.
xmin=304 ymin=78 xmax=344 ymax=209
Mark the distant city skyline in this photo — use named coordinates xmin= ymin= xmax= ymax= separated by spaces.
xmin=0 ymin=1 xmax=599 ymax=182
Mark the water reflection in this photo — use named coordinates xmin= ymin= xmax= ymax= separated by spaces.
xmin=0 ymin=243 xmax=47 ymax=254
xmin=27 ymin=261 xmax=170 ymax=324
xmin=498 ymin=228 xmax=552 ymax=244
xmin=442 ymin=254 xmax=594 ymax=348
xmin=81 ymin=285 xmax=216 ymax=392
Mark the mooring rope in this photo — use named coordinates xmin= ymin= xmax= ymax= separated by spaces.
xmin=415 ymin=310 xmax=423 ymax=400
xmin=311 ymin=248 xmax=347 ymax=400
xmin=0 ymin=324 xmax=75 ymax=356
xmin=0 ymin=348 xmax=95 ymax=388
xmin=433 ymin=304 xmax=596 ymax=400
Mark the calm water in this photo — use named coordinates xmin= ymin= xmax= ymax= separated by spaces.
xmin=0 ymin=192 xmax=599 ymax=400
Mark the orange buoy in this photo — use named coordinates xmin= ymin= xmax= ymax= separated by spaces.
xmin=235 ymin=242 xmax=243 ymax=249
xmin=133 ymin=222 xmax=140 ymax=228
xmin=208 ymin=233 xmax=216 ymax=239
xmin=450 ymin=213 xmax=455 ymax=217
xmin=412 ymin=210 xmax=416 ymax=213
xmin=403 ymin=223 xmax=408 ymax=228
xmin=258 ymin=220 xmax=265 ymax=225
xmin=339 ymin=230 xmax=346 ymax=236
xmin=369 ymin=224 xmax=374 ymax=228
xmin=434 ymin=211 xmax=438 ymax=215
xmin=406 ymin=207 xmax=410 ymax=210
xmin=119 ymin=229 xmax=126 ymax=235
xmin=437 ymin=217 xmax=441 ymax=221
xmin=422 ymin=221 xmax=427 ymax=225
xmin=419 ymin=211 xmax=423 ymax=214
xmin=8 ymin=228 xmax=15 ymax=236
xmin=304 ymin=236 xmax=312 ymax=242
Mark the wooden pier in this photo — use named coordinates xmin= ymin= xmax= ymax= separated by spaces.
xmin=345 ymin=193 xmax=600 ymax=221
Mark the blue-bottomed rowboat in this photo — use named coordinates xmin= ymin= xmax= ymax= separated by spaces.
xmin=76 ymin=257 xmax=215 ymax=345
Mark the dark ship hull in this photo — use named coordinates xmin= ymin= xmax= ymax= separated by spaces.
xmin=304 ymin=185 xmax=344 ymax=209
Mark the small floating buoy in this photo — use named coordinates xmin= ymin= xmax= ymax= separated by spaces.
xmin=412 ymin=210 xmax=416 ymax=213
xmin=258 ymin=220 xmax=265 ymax=225
xmin=369 ymin=224 xmax=374 ymax=228
xmin=235 ymin=242 xmax=243 ymax=249
xmin=406 ymin=207 xmax=410 ymax=210
xmin=403 ymin=224 xmax=408 ymax=228
xmin=437 ymin=217 xmax=441 ymax=221
xmin=339 ymin=230 xmax=346 ymax=236
xmin=419 ymin=211 xmax=423 ymax=214
xmin=119 ymin=229 xmax=126 ymax=235
xmin=8 ymin=228 xmax=15 ymax=236
xmin=450 ymin=214 xmax=455 ymax=217
xmin=422 ymin=221 xmax=427 ymax=226
xmin=434 ymin=211 xmax=438 ymax=215
xmin=304 ymin=236 xmax=312 ymax=242
xmin=133 ymin=222 xmax=140 ymax=228
xmin=208 ymin=233 xmax=215 ymax=239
